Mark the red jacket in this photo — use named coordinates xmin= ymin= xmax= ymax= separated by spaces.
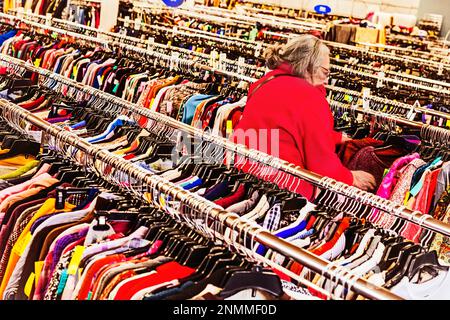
xmin=231 ymin=63 xmax=353 ymax=200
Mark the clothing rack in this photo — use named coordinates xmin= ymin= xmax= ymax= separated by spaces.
xmin=331 ymin=57 xmax=450 ymax=90
xmin=329 ymin=100 xmax=450 ymax=149
xmin=127 ymin=3 xmax=323 ymax=33
xmin=2 ymin=53 xmax=450 ymax=242
xmin=234 ymin=4 xmax=325 ymax=26
xmin=324 ymin=40 xmax=450 ymax=70
xmin=193 ymin=4 xmax=326 ymax=30
xmin=0 ymin=13 xmax=262 ymax=82
xmin=127 ymin=3 xmax=450 ymax=71
xmin=1 ymin=12 xmax=110 ymax=48
xmin=5 ymin=13 xmax=447 ymax=128
xmin=327 ymin=85 xmax=450 ymax=122
xmin=0 ymin=99 xmax=402 ymax=301
xmin=11 ymin=10 xmax=448 ymax=90
xmin=332 ymin=65 xmax=450 ymax=95
xmin=356 ymin=42 xmax=450 ymax=63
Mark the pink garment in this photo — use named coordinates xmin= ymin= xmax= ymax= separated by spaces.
xmin=33 ymin=163 xmax=51 ymax=178
xmin=401 ymin=169 xmax=435 ymax=242
xmin=379 ymin=158 xmax=426 ymax=230
xmin=0 ymin=172 xmax=54 ymax=204
xmin=369 ymin=153 xmax=420 ymax=223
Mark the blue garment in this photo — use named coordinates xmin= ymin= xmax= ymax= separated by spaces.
xmin=182 ymin=178 xmax=203 ymax=190
xmin=204 ymin=182 xmax=229 ymax=201
xmin=70 ymin=120 xmax=86 ymax=130
xmin=179 ymin=177 xmax=198 ymax=188
xmin=86 ymin=117 xmax=129 ymax=143
xmin=289 ymin=228 xmax=315 ymax=241
xmin=0 ymin=30 xmax=17 ymax=46
xmin=143 ymin=281 xmax=194 ymax=300
xmin=255 ymin=219 xmax=308 ymax=255
xmin=92 ymin=66 xmax=108 ymax=89
xmin=409 ymin=157 xmax=441 ymax=198
xmin=136 ymin=161 xmax=156 ymax=173
xmin=181 ymin=94 xmax=214 ymax=125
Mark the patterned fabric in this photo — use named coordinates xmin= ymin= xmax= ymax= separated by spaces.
xmin=158 ymin=82 xmax=208 ymax=118
xmin=44 ymin=248 xmax=74 ymax=300
xmin=262 ymin=203 xmax=282 ymax=232
xmin=378 ymin=158 xmax=426 ymax=229
xmin=428 ymin=189 xmax=450 ymax=265
xmin=0 ymin=206 xmax=38 ymax=281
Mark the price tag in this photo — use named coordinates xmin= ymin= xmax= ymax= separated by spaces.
xmin=210 ymin=50 xmax=219 ymax=69
xmin=362 ymin=88 xmax=371 ymax=110
xmin=147 ymin=37 xmax=155 ymax=51
xmin=407 ymin=100 xmax=419 ymax=121
xmin=134 ymin=18 xmax=142 ymax=31
xmin=255 ymin=42 xmax=262 ymax=58
xmin=438 ymin=63 xmax=444 ymax=76
xmin=219 ymin=52 xmax=226 ymax=69
xmin=376 ymin=72 xmax=385 ymax=88
xmin=28 ymin=130 xmax=42 ymax=143
xmin=237 ymin=56 xmax=245 ymax=74
xmin=124 ymin=16 xmax=130 ymax=28
xmin=170 ymin=52 xmax=180 ymax=71
xmin=45 ymin=13 xmax=52 ymax=27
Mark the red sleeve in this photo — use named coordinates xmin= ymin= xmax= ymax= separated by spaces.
xmin=332 ymin=130 xmax=343 ymax=145
xmin=295 ymin=95 xmax=354 ymax=186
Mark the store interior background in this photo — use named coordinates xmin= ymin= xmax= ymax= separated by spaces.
xmin=233 ymin=0 xmax=450 ymax=37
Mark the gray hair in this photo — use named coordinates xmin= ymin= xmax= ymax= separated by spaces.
xmin=264 ymin=34 xmax=330 ymax=78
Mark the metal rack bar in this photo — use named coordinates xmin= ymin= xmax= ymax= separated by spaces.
xmin=327 ymin=85 xmax=450 ymax=121
xmin=331 ymin=64 xmax=450 ymax=95
xmin=0 ymin=99 xmax=402 ymax=301
xmin=1 ymin=53 xmax=449 ymax=240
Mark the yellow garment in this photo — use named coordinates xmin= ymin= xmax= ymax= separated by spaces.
xmin=378 ymin=28 xmax=386 ymax=45
xmin=3 ymin=0 xmax=14 ymax=13
xmin=0 ymin=198 xmax=76 ymax=298
xmin=0 ymin=160 xmax=40 ymax=180
xmin=0 ymin=155 xmax=36 ymax=167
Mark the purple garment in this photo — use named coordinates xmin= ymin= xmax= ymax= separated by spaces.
xmin=50 ymin=227 xmax=89 ymax=273
xmin=30 ymin=212 xmax=61 ymax=234
xmin=369 ymin=153 xmax=420 ymax=223
xmin=204 ymin=182 xmax=229 ymax=201
xmin=46 ymin=116 xmax=72 ymax=124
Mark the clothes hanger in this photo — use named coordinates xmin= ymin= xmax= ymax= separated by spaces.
xmin=383 ymin=243 xmax=422 ymax=286
xmin=218 ymin=265 xmax=284 ymax=299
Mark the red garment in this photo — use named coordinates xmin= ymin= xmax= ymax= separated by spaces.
xmin=214 ymin=185 xmax=246 ymax=208
xmin=19 ymin=96 xmax=46 ymax=110
xmin=289 ymin=217 xmax=351 ymax=274
xmin=305 ymin=215 xmax=317 ymax=230
xmin=123 ymin=153 xmax=136 ymax=160
xmin=76 ymin=254 xmax=125 ymax=300
xmin=231 ymin=63 xmax=352 ymax=201
xmin=426 ymin=168 xmax=441 ymax=215
xmin=113 ymin=261 xmax=195 ymax=300
xmin=338 ymin=138 xmax=384 ymax=167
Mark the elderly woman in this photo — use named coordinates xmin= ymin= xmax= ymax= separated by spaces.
xmin=232 ymin=35 xmax=375 ymax=199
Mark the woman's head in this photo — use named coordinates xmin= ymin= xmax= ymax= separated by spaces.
xmin=264 ymin=34 xmax=330 ymax=86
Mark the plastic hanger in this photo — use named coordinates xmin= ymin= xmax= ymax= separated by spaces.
xmin=219 ymin=265 xmax=284 ymax=299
